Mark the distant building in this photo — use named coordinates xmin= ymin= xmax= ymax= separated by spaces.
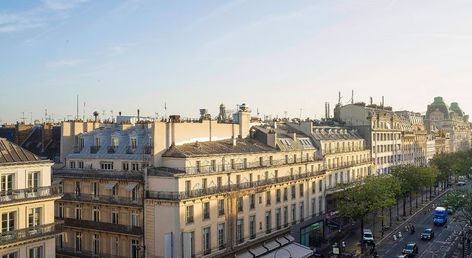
xmin=0 ymin=137 xmax=62 ymax=258
xmin=425 ymin=97 xmax=470 ymax=152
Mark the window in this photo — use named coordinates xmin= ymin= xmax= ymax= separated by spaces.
xmin=266 ymin=191 xmax=271 ymax=206
xmin=243 ymin=158 xmax=247 ymax=169
xmin=203 ymin=202 xmax=210 ymax=220
xmin=218 ymin=223 xmax=225 ymax=250
xmin=319 ymin=197 xmax=323 ymax=214
xmin=299 ymin=183 xmax=304 ymax=197
xmin=211 ymin=160 xmax=216 ymax=171
xmin=236 ymin=219 xmax=244 ymax=243
xmin=58 ymin=203 xmax=64 ymax=218
xmin=291 ymin=185 xmax=296 ymax=199
xmin=236 ymin=175 xmax=241 ymax=186
xmin=101 ymin=162 xmax=113 ymax=170
xmin=312 ymin=181 xmax=316 ymax=194
xmin=78 ymin=161 xmax=84 ymax=169
xmin=122 ymin=162 xmax=129 ymax=171
xmin=111 ymin=209 xmax=119 ymax=224
xmin=75 ymin=181 xmax=81 ymax=196
xmin=319 ymin=180 xmax=323 ymax=192
xmin=300 ymin=202 xmax=305 ymax=222
xmin=28 ymin=207 xmax=41 ymax=227
xmin=112 ymin=136 xmax=119 ymax=147
xmin=276 ymin=189 xmax=281 ymax=203
xmin=1 ymin=211 xmax=15 ymax=232
xmin=112 ymin=184 xmax=118 ymax=197
xmin=202 ymin=178 xmax=207 ymax=190
xmin=283 ymin=188 xmax=288 ymax=201
xmin=92 ymin=206 xmax=100 ymax=222
xmin=131 ymin=185 xmax=139 ymax=202
xmin=203 ymin=227 xmax=211 ymax=254
xmin=217 ymin=177 xmax=222 ymax=190
xmin=259 ymin=157 xmax=264 ymax=166
xmin=218 ymin=199 xmax=225 ymax=216
xmin=75 ymin=232 xmax=82 ymax=252
xmin=196 ymin=161 xmax=201 ymax=172
xmin=249 ymin=215 xmax=256 ymax=239
xmin=131 ymin=163 xmax=139 ymax=171
xmin=92 ymin=182 xmax=99 ymax=197
xmin=183 ymin=181 xmax=191 ymax=196
xmin=250 ymin=194 xmax=255 ymax=209
xmin=265 ymin=171 xmax=269 ymax=181
xmin=186 ymin=206 xmax=194 ymax=224
xmin=231 ymin=159 xmax=235 ymax=170
xmin=111 ymin=236 xmax=119 ymax=257
xmin=95 ymin=137 xmax=101 ymax=147
xmin=2 ymin=252 xmax=17 ymax=258
xmin=28 ymin=172 xmax=39 ymax=192
xmin=130 ymin=240 xmax=139 ymax=258
xmin=72 ymin=204 xmax=82 ymax=220
xmin=269 ymin=156 xmax=273 ymax=165
xmin=131 ymin=211 xmax=139 ymax=227
xmin=131 ymin=137 xmax=137 ymax=149
xmin=312 ymin=198 xmax=317 ymax=216
xmin=283 ymin=206 xmax=288 ymax=227
xmin=28 ymin=246 xmax=43 ymax=258
xmin=265 ymin=211 xmax=272 ymax=233
xmin=285 ymin=155 xmax=289 ymax=164
xmin=0 ymin=174 xmax=14 ymax=195
xmin=70 ymin=161 xmax=76 ymax=168
xmin=237 ymin=197 xmax=243 ymax=212
xmin=276 ymin=208 xmax=281 ymax=229
xmin=291 ymin=204 xmax=296 ymax=225
xmin=93 ymin=234 xmax=100 ymax=255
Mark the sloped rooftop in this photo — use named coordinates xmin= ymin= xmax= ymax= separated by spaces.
xmin=0 ymin=137 xmax=48 ymax=165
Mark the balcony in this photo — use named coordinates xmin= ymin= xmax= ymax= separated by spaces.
xmin=90 ymin=146 xmax=100 ymax=154
xmin=157 ymin=156 xmax=321 ymax=176
xmin=0 ymin=221 xmax=63 ymax=247
xmin=62 ymin=193 xmax=143 ymax=207
xmin=56 ymin=247 xmax=144 ymax=258
xmin=148 ymin=170 xmax=327 ymax=201
xmin=0 ymin=186 xmax=62 ymax=205
xmin=63 ymin=218 xmax=143 ymax=236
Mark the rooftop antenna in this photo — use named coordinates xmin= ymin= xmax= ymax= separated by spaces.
xmin=370 ymin=97 xmax=373 ymax=105
xmin=351 ymin=90 xmax=354 ymax=104
xmin=21 ymin=112 xmax=26 ymax=124
xmin=382 ymin=96 xmax=385 ymax=107
xmin=257 ymin=108 xmax=260 ymax=116
xmin=338 ymin=92 xmax=342 ymax=105
xmin=44 ymin=109 xmax=48 ymax=123
xmin=83 ymin=102 xmax=86 ymax=121
xmin=76 ymin=95 xmax=79 ymax=120
xmin=299 ymin=108 xmax=303 ymax=120
xmin=30 ymin=112 xmax=32 ymax=124
xmin=164 ymin=102 xmax=167 ymax=120
xmin=284 ymin=111 xmax=288 ymax=119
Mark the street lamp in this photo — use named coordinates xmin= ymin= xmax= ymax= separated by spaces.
xmin=273 ymin=247 xmax=292 ymax=258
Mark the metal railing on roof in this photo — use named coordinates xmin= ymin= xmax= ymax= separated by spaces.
xmin=56 ymin=247 xmax=144 ymax=258
xmin=63 ymin=218 xmax=143 ymax=236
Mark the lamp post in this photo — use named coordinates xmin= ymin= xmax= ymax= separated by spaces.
xmin=274 ymin=248 xmax=293 ymax=258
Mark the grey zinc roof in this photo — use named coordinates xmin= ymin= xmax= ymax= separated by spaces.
xmin=254 ymin=123 xmax=316 ymax=151
xmin=162 ymin=138 xmax=276 ymax=158
xmin=68 ymin=125 xmax=152 ymax=160
xmin=311 ymin=126 xmax=363 ymax=141
xmin=0 ymin=137 xmax=48 ymax=165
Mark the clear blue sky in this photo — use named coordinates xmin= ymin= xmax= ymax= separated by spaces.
xmin=2 ymin=0 xmax=472 ymax=123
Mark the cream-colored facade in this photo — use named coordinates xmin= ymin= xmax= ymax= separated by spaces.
xmin=0 ymin=138 xmax=62 ymax=258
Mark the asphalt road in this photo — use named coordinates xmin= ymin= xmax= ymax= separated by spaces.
xmin=377 ymin=186 xmax=468 ymax=258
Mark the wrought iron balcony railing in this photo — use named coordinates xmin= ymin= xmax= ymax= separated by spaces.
xmin=63 ymin=218 xmax=143 ymax=236
xmin=148 ymin=170 xmax=327 ymax=201
xmin=0 ymin=185 xmax=62 ymax=204
xmin=62 ymin=193 xmax=143 ymax=206
xmin=0 ymin=221 xmax=63 ymax=246
xmin=56 ymin=247 xmax=144 ymax=258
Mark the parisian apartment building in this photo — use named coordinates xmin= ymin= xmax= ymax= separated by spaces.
xmin=52 ymin=100 xmax=468 ymax=258
xmin=0 ymin=137 xmax=63 ymax=258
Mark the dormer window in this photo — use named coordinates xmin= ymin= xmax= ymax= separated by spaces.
xmin=131 ymin=137 xmax=137 ymax=149
xmin=95 ymin=137 xmax=101 ymax=147
xmin=112 ymin=136 xmax=119 ymax=147
xmin=79 ymin=138 xmax=85 ymax=149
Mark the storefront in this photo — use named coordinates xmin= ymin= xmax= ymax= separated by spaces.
xmin=300 ymin=221 xmax=324 ymax=248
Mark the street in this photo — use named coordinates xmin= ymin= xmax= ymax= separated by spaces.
xmin=377 ymin=184 xmax=469 ymax=258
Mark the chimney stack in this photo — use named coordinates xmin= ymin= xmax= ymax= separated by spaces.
xmin=137 ymin=109 xmax=140 ymax=121
xmin=382 ymin=96 xmax=385 ymax=107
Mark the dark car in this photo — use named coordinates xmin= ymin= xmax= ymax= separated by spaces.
xmin=402 ymin=243 xmax=418 ymax=257
xmin=421 ymin=228 xmax=434 ymax=240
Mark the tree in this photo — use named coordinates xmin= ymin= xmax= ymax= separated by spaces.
xmin=443 ymin=188 xmax=472 ymax=226
xmin=391 ymin=165 xmax=418 ymax=216
xmin=335 ymin=175 xmax=399 ymax=249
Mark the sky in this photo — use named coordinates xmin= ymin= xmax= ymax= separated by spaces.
xmin=1 ymin=0 xmax=472 ymax=123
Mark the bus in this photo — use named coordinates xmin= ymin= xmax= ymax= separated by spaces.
xmin=433 ymin=207 xmax=448 ymax=226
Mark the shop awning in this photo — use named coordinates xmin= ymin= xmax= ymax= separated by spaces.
xmin=259 ymin=242 xmax=314 ymax=258
xmin=126 ymin=183 xmax=138 ymax=191
xmin=104 ymin=181 xmax=117 ymax=190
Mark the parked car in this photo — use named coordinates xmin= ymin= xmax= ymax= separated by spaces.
xmin=394 ymin=255 xmax=409 ymax=258
xmin=421 ymin=228 xmax=434 ymax=240
xmin=363 ymin=229 xmax=374 ymax=244
xmin=402 ymin=243 xmax=418 ymax=257
xmin=458 ymin=181 xmax=466 ymax=186
xmin=447 ymin=207 xmax=454 ymax=215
